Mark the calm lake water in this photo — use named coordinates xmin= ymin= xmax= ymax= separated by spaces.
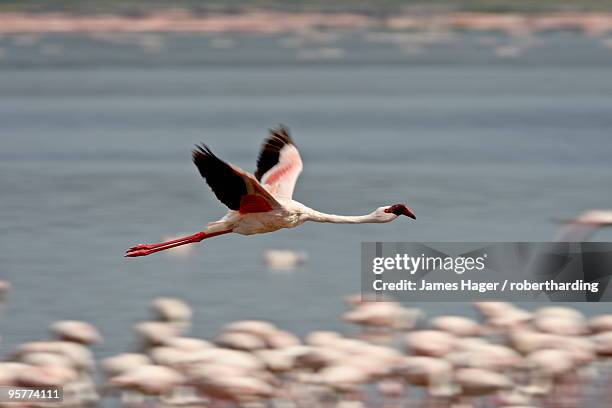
xmin=1 ymin=31 xmax=612 ymax=357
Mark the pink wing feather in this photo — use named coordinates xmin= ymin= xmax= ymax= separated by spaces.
xmin=255 ymin=126 xmax=303 ymax=199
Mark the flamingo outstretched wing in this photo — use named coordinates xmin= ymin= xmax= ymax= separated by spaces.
xmin=193 ymin=145 xmax=280 ymax=214
xmin=255 ymin=126 xmax=303 ymax=199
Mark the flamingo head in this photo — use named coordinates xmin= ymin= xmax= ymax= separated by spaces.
xmin=383 ymin=204 xmax=416 ymax=220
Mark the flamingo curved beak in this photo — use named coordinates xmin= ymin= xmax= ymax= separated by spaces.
xmin=385 ymin=204 xmax=416 ymax=219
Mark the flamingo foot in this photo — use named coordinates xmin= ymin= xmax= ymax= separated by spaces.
xmin=125 ymin=249 xmax=154 ymax=257
xmin=128 ymin=244 xmax=157 ymax=251
xmin=125 ymin=241 xmax=188 ymax=257
xmin=125 ymin=242 xmax=188 ymax=257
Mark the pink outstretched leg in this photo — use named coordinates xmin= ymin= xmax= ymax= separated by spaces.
xmin=125 ymin=230 xmax=232 ymax=257
xmin=128 ymin=234 xmax=201 ymax=252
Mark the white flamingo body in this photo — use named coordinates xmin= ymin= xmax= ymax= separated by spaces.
xmin=126 ymin=126 xmax=415 ymax=257
xmin=209 ymin=203 xmax=305 ymax=236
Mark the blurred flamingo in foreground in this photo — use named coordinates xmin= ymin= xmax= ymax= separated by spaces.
xmin=554 ymin=210 xmax=612 ymax=241
xmin=126 ymin=126 xmax=415 ymax=257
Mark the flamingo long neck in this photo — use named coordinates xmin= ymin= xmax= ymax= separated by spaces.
xmin=306 ymin=209 xmax=384 ymax=224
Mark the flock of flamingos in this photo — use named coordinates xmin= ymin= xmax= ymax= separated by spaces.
xmin=3 ymin=280 xmax=612 ymax=408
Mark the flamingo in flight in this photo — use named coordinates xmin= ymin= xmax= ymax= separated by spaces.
xmin=125 ymin=126 xmax=416 ymax=257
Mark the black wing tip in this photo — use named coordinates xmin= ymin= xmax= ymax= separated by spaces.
xmin=192 ymin=143 xmax=214 ymax=161
xmin=269 ymin=124 xmax=293 ymax=144
xmin=190 ymin=143 xmax=247 ymax=211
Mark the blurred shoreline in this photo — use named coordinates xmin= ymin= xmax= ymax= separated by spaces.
xmin=2 ymin=10 xmax=612 ymax=35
